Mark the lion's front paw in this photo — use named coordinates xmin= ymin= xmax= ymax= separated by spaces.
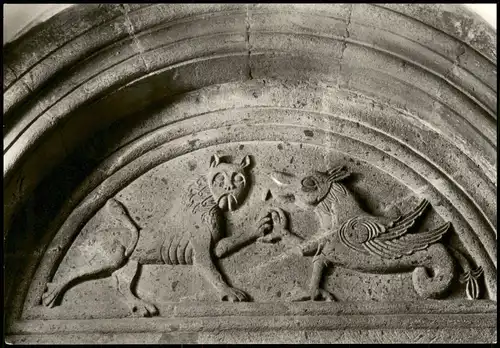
xmin=255 ymin=213 xmax=273 ymax=238
xmin=219 ymin=286 xmax=249 ymax=302
xmin=257 ymin=234 xmax=282 ymax=243
xmin=256 ymin=208 xmax=289 ymax=243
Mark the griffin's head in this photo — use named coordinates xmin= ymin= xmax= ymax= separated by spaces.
xmin=207 ymin=154 xmax=251 ymax=212
xmin=263 ymin=165 xmax=350 ymax=209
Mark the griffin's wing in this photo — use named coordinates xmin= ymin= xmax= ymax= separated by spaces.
xmin=363 ymin=222 xmax=450 ymax=259
xmin=375 ymin=199 xmax=430 ymax=241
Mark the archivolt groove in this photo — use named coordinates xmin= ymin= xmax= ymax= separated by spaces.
xmin=5 ymin=25 xmax=495 ymax=156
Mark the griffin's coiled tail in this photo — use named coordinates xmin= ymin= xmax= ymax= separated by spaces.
xmin=412 ymin=243 xmax=455 ymax=299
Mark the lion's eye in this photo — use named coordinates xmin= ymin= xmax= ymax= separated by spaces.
xmin=234 ymin=174 xmax=244 ymax=186
xmin=213 ymin=173 xmax=225 ymax=187
xmin=301 ymin=177 xmax=317 ymax=192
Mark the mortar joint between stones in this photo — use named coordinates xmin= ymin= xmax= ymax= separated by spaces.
xmin=120 ymin=4 xmax=150 ymax=73
xmin=245 ymin=4 xmax=253 ymax=80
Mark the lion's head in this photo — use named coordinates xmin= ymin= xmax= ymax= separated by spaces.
xmin=207 ymin=154 xmax=251 ymax=212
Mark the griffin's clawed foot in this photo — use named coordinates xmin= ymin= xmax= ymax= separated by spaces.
xmin=127 ymin=298 xmax=158 ymax=317
xmin=291 ymin=288 xmax=336 ymax=302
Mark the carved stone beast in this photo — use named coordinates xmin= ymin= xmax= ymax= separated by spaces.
xmin=261 ymin=165 xmax=483 ymax=301
xmin=42 ymin=154 xmax=270 ymax=316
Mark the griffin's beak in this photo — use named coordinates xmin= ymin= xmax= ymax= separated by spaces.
xmin=262 ymin=189 xmax=273 ymax=201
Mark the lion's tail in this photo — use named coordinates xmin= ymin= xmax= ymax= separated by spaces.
xmin=106 ymin=198 xmax=140 ymax=257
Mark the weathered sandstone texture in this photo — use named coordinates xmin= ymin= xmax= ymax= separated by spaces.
xmin=3 ymin=4 xmax=496 ymax=344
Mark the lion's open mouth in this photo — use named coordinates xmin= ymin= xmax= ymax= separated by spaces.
xmin=218 ymin=194 xmax=238 ymax=211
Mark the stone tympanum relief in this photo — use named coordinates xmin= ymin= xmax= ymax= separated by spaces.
xmin=42 ymin=154 xmax=274 ymax=316
xmin=260 ymin=165 xmax=483 ymax=302
xmin=3 ymin=3 xmax=496 ymax=343
xmin=39 ymin=145 xmax=484 ymax=319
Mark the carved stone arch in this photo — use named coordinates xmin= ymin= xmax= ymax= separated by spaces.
xmin=4 ymin=4 xmax=496 ymax=344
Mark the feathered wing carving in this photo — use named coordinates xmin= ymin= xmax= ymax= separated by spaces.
xmin=376 ymin=199 xmax=429 ymax=241
xmin=364 ymin=222 xmax=450 ymax=259
xmin=339 ymin=199 xmax=451 ymax=259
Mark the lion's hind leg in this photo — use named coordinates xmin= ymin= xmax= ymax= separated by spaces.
xmin=112 ymin=259 xmax=158 ymax=317
xmin=42 ymin=236 xmax=128 ymax=307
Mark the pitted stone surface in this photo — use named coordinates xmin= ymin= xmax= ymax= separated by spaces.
xmin=3 ymin=4 xmax=496 ymax=344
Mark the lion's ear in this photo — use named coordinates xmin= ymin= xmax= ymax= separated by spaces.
xmin=210 ymin=154 xmax=221 ymax=168
xmin=240 ymin=155 xmax=251 ymax=169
